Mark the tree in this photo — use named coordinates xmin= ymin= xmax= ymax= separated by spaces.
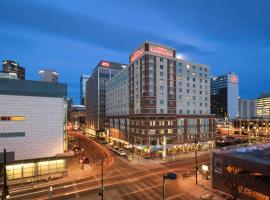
xmin=223 ymin=165 xmax=248 ymax=200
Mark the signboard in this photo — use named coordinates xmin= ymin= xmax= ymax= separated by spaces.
xmin=101 ymin=61 xmax=110 ymax=67
xmin=130 ymin=46 xmax=145 ymax=63
xmin=149 ymin=45 xmax=174 ymax=58
xmin=229 ymin=75 xmax=238 ymax=84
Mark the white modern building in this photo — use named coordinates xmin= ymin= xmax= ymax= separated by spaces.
xmin=239 ymin=99 xmax=257 ymax=119
xmin=0 ymin=79 xmax=68 ymax=182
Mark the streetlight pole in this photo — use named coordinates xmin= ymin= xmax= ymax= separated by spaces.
xmin=2 ymin=149 xmax=9 ymax=200
xmin=163 ymin=175 xmax=166 ymax=200
xmin=195 ymin=135 xmax=198 ymax=185
xmin=162 ymin=173 xmax=177 ymax=200
xmin=131 ymin=135 xmax=134 ymax=160
xmin=99 ymin=145 xmax=104 ymax=200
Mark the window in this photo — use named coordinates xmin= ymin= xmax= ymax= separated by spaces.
xmin=160 ymin=65 xmax=163 ymax=70
xmin=0 ymin=116 xmax=25 ymax=121
xmin=187 ymin=77 xmax=190 ymax=81
xmin=168 ymin=129 xmax=173 ymax=134
xmin=160 ymin=86 xmax=164 ymax=90
xmin=160 ymin=72 xmax=163 ymax=76
xmin=160 ymin=100 xmax=164 ymax=104
xmin=193 ymin=78 xmax=196 ymax=82
xmin=160 ymin=109 xmax=164 ymax=113
xmin=186 ymin=64 xmax=190 ymax=69
xmin=160 ymin=57 xmax=163 ymax=62
xmin=0 ymin=132 xmax=25 ymax=137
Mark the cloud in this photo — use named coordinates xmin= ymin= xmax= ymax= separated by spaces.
xmin=0 ymin=0 xmax=211 ymax=55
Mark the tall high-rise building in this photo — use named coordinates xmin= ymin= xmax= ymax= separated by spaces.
xmin=0 ymin=78 xmax=68 ymax=182
xmin=38 ymin=69 xmax=58 ymax=83
xmin=257 ymin=93 xmax=270 ymax=118
xmin=211 ymin=72 xmax=239 ymax=119
xmin=105 ymin=41 xmax=215 ymax=158
xmin=2 ymin=60 xmax=25 ymax=80
xmin=85 ymin=60 xmax=127 ymax=136
xmin=80 ymin=75 xmax=90 ymax=105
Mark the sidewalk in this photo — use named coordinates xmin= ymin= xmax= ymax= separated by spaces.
xmin=177 ymin=175 xmax=226 ymax=200
xmin=124 ymin=150 xmax=211 ymax=166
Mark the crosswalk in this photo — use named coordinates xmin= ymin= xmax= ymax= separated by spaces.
xmin=105 ymin=176 xmax=197 ymax=200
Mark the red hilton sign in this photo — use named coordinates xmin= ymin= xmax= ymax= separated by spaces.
xmin=101 ymin=61 xmax=110 ymax=67
xmin=229 ymin=75 xmax=238 ymax=84
xmin=149 ymin=45 xmax=174 ymax=58
xmin=130 ymin=47 xmax=144 ymax=63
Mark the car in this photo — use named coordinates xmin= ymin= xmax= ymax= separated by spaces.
xmin=73 ymin=145 xmax=81 ymax=152
xmin=118 ymin=149 xmax=126 ymax=156
xmin=83 ymin=157 xmax=89 ymax=164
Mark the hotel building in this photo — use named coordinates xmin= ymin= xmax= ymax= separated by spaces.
xmin=0 ymin=79 xmax=68 ymax=183
xmin=85 ymin=60 xmax=127 ymax=137
xmin=211 ymin=72 xmax=239 ymax=119
xmin=105 ymin=41 xmax=215 ymax=158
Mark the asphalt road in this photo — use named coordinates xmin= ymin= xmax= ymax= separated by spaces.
xmin=7 ymin=132 xmax=210 ymax=200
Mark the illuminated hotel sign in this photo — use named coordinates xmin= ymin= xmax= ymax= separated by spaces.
xmin=229 ymin=75 xmax=238 ymax=84
xmin=149 ymin=45 xmax=174 ymax=58
xmin=130 ymin=46 xmax=145 ymax=63
xmin=101 ymin=61 xmax=110 ymax=67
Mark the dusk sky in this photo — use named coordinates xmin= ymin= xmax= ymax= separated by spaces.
xmin=1 ymin=0 xmax=270 ymax=103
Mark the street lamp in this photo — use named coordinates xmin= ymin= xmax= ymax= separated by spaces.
xmin=194 ymin=134 xmax=198 ymax=185
xmin=98 ymin=145 xmax=104 ymax=200
xmin=163 ymin=173 xmax=177 ymax=200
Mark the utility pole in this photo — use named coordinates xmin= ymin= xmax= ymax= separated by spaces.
xmin=2 ymin=149 xmax=9 ymax=200
xmin=195 ymin=135 xmax=198 ymax=185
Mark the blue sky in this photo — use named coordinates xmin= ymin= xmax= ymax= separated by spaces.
xmin=0 ymin=0 xmax=270 ymax=103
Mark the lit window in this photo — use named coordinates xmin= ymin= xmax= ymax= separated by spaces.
xmin=186 ymin=64 xmax=190 ymax=69
xmin=0 ymin=116 xmax=25 ymax=121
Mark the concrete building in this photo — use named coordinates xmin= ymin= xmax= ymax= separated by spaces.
xmin=2 ymin=60 xmax=25 ymax=80
xmin=69 ymin=105 xmax=86 ymax=130
xmin=0 ymin=79 xmax=68 ymax=183
xmin=211 ymin=72 xmax=239 ymax=119
xmin=0 ymin=71 xmax=18 ymax=79
xmin=80 ymin=75 xmax=90 ymax=105
xmin=85 ymin=60 xmax=127 ymax=137
xmin=257 ymin=93 xmax=270 ymax=118
xmin=38 ymin=69 xmax=58 ymax=83
xmin=239 ymin=99 xmax=257 ymax=119
xmin=232 ymin=118 xmax=270 ymax=139
xmin=212 ymin=144 xmax=270 ymax=199
xmin=105 ymin=41 xmax=215 ymax=158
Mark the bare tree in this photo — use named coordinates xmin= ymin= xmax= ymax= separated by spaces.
xmin=223 ymin=165 xmax=249 ymax=200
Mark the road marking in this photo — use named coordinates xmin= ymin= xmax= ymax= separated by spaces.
xmin=121 ymin=183 xmax=164 ymax=197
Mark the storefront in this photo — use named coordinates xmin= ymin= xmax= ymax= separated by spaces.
xmin=2 ymin=157 xmax=67 ymax=185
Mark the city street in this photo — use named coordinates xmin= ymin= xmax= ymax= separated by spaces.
xmin=6 ymin=132 xmax=213 ymax=200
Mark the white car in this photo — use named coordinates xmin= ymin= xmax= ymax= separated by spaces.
xmin=118 ymin=149 xmax=126 ymax=156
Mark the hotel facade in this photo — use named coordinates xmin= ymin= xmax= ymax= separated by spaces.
xmin=105 ymin=41 xmax=215 ymax=158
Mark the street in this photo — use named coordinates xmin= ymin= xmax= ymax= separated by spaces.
xmin=7 ymin=132 xmax=211 ymax=200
